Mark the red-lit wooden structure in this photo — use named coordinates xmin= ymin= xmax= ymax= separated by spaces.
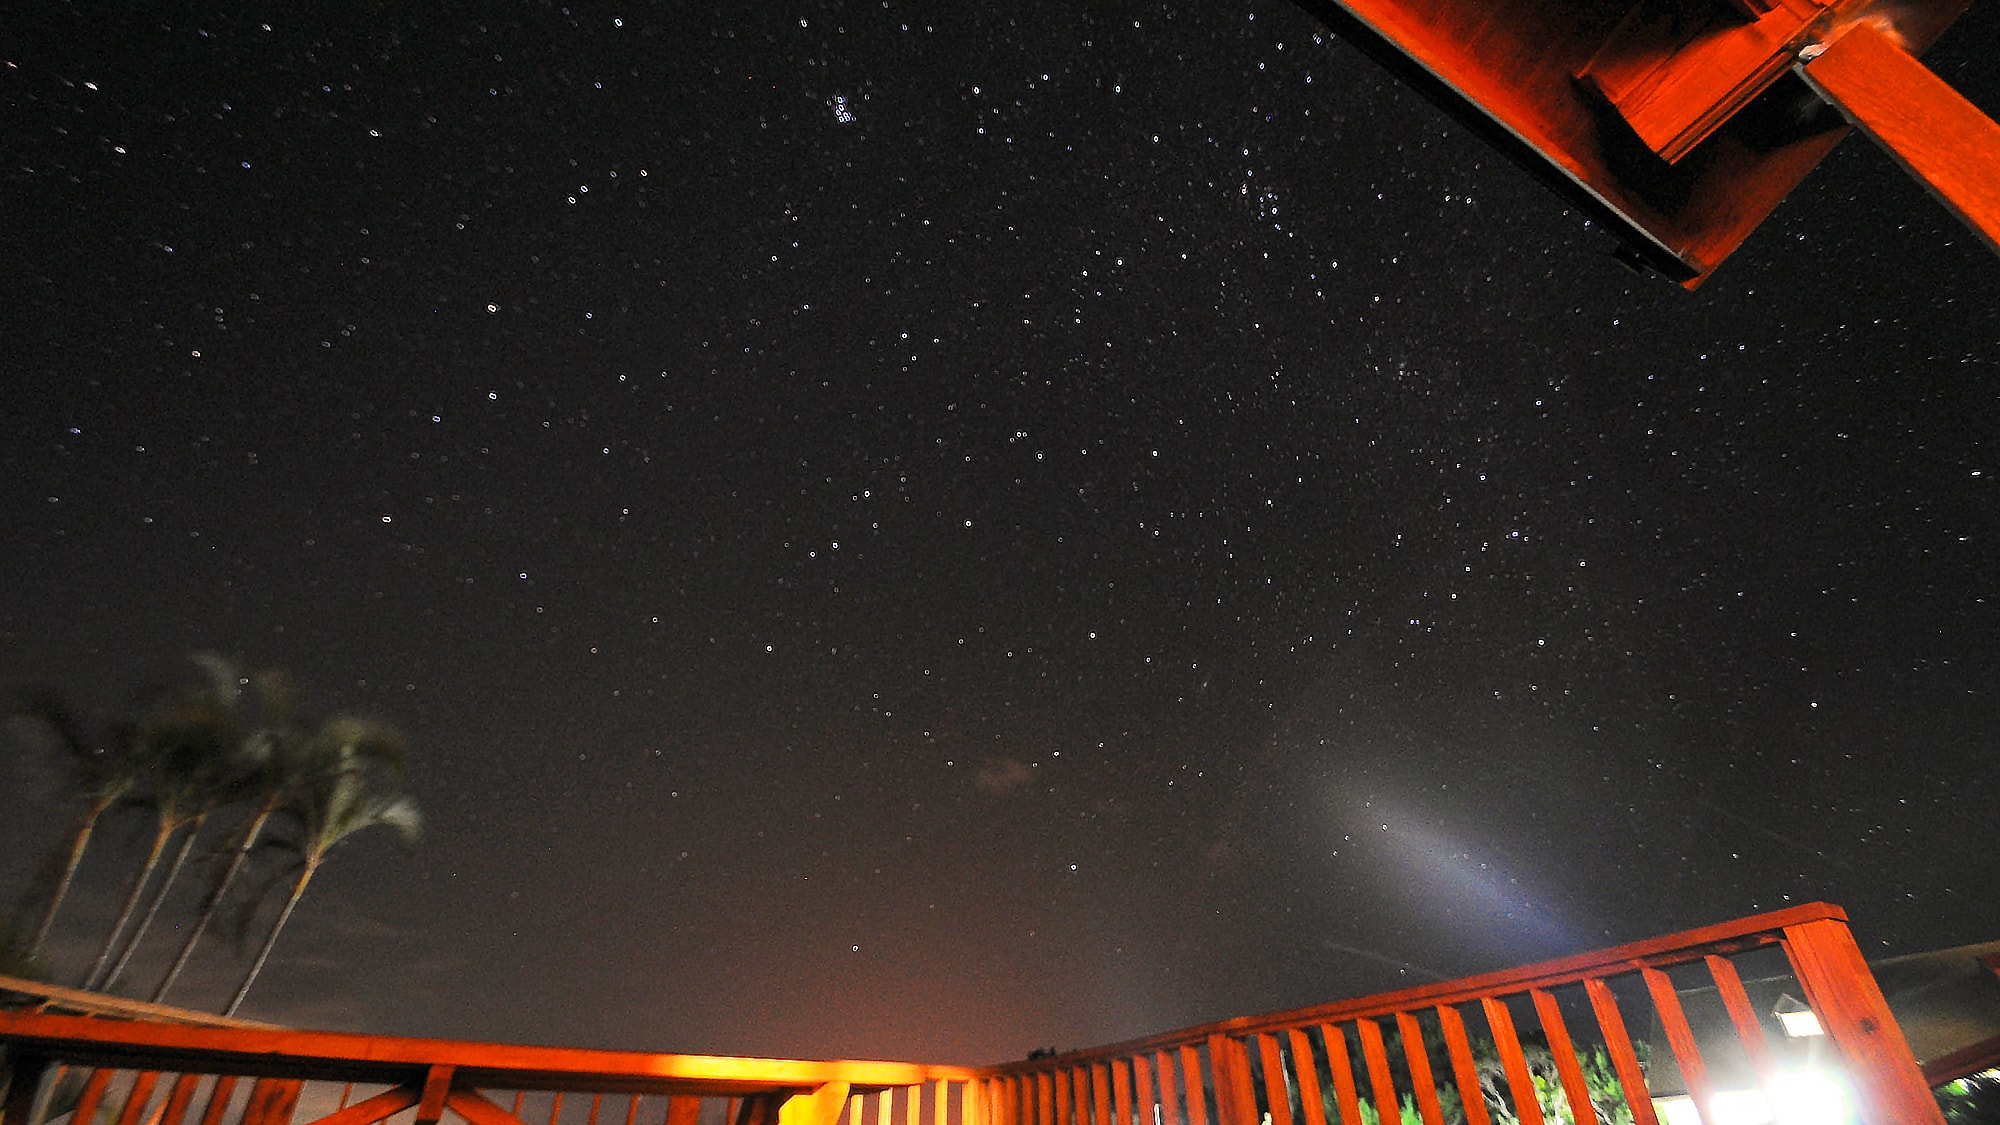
xmin=1291 ymin=0 xmax=2000 ymax=284
xmin=0 ymin=903 xmax=1970 ymax=1125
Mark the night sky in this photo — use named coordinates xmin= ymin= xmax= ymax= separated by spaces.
xmin=4 ymin=0 xmax=1998 ymax=1069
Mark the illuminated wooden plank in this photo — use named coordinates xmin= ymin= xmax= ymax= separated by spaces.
xmin=1254 ymin=1034 xmax=1291 ymax=1125
xmin=1797 ymin=20 xmax=2000 ymax=254
xmin=302 ymin=1086 xmax=421 ymax=1125
xmin=1314 ymin=1026 xmax=1361 ymax=1125
xmin=1581 ymin=980 xmax=1659 ymax=1125
xmin=1780 ymin=918 xmax=1949 ymax=1125
xmin=1704 ymin=956 xmax=1778 ymax=1084
xmin=1175 ymin=1047 xmax=1206 ymax=1125
xmin=1432 ymin=1007 xmax=1491 ymax=1125
xmin=1132 ymin=1057 xmax=1156 ymax=1125
xmin=1111 ymin=1061 xmax=1132 ymax=1125
xmin=1282 ymin=1031 xmax=1326 ymax=1125
xmin=197 ymin=1075 xmax=239 ymax=1125
xmin=1640 ymin=967 xmax=1714 ymax=1123
xmin=159 ymin=1074 xmax=205 ymax=1125
xmin=1527 ymin=991 xmax=1595 ymax=1125
xmin=1477 ymin=1000 xmax=1543 ymax=1125
xmin=114 ymin=1071 xmax=164 ymax=1125
xmin=1391 ymin=1014 xmax=1442 ymax=1125
xmin=1350 ymin=1022 xmax=1398 ymax=1125
xmin=240 ymin=1079 xmax=305 ymax=1125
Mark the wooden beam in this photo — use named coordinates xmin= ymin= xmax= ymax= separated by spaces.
xmin=303 ymin=1086 xmax=422 ymax=1125
xmin=1798 ymin=20 xmax=2000 ymax=254
xmin=779 ymin=1083 xmax=853 ymax=1125
xmin=448 ymin=1090 xmax=535 ymax=1125
xmin=1781 ymin=918 xmax=1950 ymax=1125
xmin=417 ymin=1066 xmax=457 ymax=1125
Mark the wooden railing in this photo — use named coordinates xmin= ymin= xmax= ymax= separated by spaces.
xmin=974 ymin=903 xmax=1944 ymax=1125
xmin=0 ymin=904 xmax=1949 ymax=1125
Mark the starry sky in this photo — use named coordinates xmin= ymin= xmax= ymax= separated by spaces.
xmin=3 ymin=0 xmax=1998 ymax=1070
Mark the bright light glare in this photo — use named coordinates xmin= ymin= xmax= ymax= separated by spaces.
xmin=1652 ymin=1070 xmax=1852 ymax=1125
xmin=1777 ymin=1008 xmax=1826 ymax=1037
xmin=1769 ymin=1070 xmax=1854 ymax=1125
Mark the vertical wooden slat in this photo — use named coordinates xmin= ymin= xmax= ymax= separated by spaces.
xmin=417 ymin=1065 xmax=456 ymax=1125
xmin=514 ymin=1093 xmax=527 ymax=1117
xmin=1133 ymin=1055 xmax=1157 ymax=1125
xmin=1705 ymin=954 xmax=1779 ymax=1083
xmin=157 ymin=1074 xmax=204 ymax=1125
xmin=238 ymin=1079 xmax=304 ymax=1125
xmin=72 ymin=1068 xmax=117 ymax=1125
xmin=1255 ymin=1034 xmax=1292 ymax=1125
xmin=909 ymin=1085 xmax=924 ymax=1125
xmin=1434 ymin=1006 xmax=1492 ymax=1125
xmin=624 ymin=1094 xmax=640 ymax=1125
xmin=878 ymin=1089 xmax=895 ymax=1125
xmin=1316 ymin=1025 xmax=1363 ymax=1125
xmin=1479 ymin=998 xmax=1545 ymax=1125
xmin=1075 ymin=1069 xmax=1094 ymax=1125
xmin=1283 ymin=1030 xmax=1327 ymax=1125
xmin=1153 ymin=1053 xmax=1181 ymax=1125
xmin=588 ymin=1094 xmax=604 ymax=1125
xmin=1640 ymin=966 xmax=1716 ymax=1124
xmin=931 ymin=1081 xmax=947 ymax=1125
xmin=1092 ymin=1065 xmax=1113 ymax=1125
xmin=1583 ymin=979 xmax=1660 ymax=1125
xmin=551 ymin=1092 xmax=567 ymax=1125
xmin=195 ymin=1075 xmax=237 ymax=1125
xmin=338 ymin=1085 xmax=355 ymax=1112
xmin=664 ymin=1094 xmax=702 ymax=1125
xmin=1177 ymin=1046 xmax=1208 ymax=1125
xmin=1206 ymin=1036 xmax=1256 ymax=1125
xmin=1529 ymin=990 xmax=1596 ymax=1125
xmin=1392 ymin=1013 xmax=1444 ymax=1125
xmin=114 ymin=1073 xmax=164 ymax=1125
xmin=1055 ymin=1070 xmax=1073 ymax=1125
xmin=1781 ymin=918 xmax=1950 ymax=1125
xmin=1112 ymin=1061 xmax=1133 ymax=1125
xmin=1039 ymin=1071 xmax=1056 ymax=1125
xmin=1352 ymin=1021 xmax=1399 ymax=1125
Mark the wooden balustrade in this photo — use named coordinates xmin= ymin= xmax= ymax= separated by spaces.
xmin=0 ymin=904 xmax=1951 ymax=1125
xmin=980 ymin=903 xmax=1944 ymax=1125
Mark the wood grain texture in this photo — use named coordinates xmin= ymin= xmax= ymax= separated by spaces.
xmin=1781 ymin=917 xmax=1950 ymax=1125
xmin=1799 ymin=20 xmax=2000 ymax=253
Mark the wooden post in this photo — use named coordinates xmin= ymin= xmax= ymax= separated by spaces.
xmin=1798 ymin=20 xmax=2000 ymax=254
xmin=238 ymin=1080 xmax=304 ymax=1125
xmin=416 ymin=1065 xmax=456 ymax=1125
xmin=1203 ymin=1036 xmax=1256 ymax=1125
xmin=779 ymin=1083 xmax=852 ymax=1125
xmin=1781 ymin=917 xmax=1949 ymax=1125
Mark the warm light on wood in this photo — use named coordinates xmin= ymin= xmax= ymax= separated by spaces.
xmin=1798 ymin=21 xmax=2000 ymax=254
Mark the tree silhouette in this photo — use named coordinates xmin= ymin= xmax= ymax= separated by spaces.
xmin=224 ymin=717 xmax=419 ymax=1016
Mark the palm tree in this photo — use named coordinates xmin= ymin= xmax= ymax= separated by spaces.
xmin=223 ymin=718 xmax=419 ymax=1016
xmin=3 ymin=692 xmax=145 ymax=961
xmin=149 ymin=662 xmax=305 ymax=1003
xmin=80 ymin=685 xmax=241 ymax=991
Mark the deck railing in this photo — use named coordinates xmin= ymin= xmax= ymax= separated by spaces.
xmin=977 ymin=903 xmax=1943 ymax=1125
xmin=0 ymin=904 xmax=1948 ymax=1125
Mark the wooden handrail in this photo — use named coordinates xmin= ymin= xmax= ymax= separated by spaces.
xmin=987 ymin=900 xmax=1848 ymax=1072
xmin=0 ymin=903 xmax=1955 ymax=1125
xmin=0 ymin=974 xmax=282 ymax=1030
xmin=0 ymin=1010 xmax=984 ymax=1094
